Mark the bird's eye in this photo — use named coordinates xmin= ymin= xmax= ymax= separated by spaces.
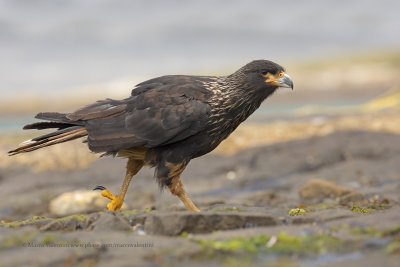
xmin=278 ymin=72 xmax=284 ymax=78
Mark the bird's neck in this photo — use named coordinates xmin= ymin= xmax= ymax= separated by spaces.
xmin=215 ymin=76 xmax=274 ymax=119
xmin=206 ymin=77 xmax=275 ymax=138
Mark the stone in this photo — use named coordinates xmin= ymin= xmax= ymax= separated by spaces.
xmin=90 ymin=212 xmax=132 ymax=232
xmin=299 ymin=179 xmax=365 ymax=204
xmin=123 ymin=213 xmax=147 ymax=226
xmin=144 ymin=212 xmax=278 ymax=236
xmin=39 ymin=217 xmax=84 ymax=231
xmin=339 ymin=192 xmax=367 ymax=206
xmin=49 ymin=190 xmax=128 ymax=217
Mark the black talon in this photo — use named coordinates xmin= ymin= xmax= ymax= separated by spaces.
xmin=93 ymin=185 xmax=106 ymax=191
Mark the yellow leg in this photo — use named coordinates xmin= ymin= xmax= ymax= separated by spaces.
xmin=94 ymin=158 xmax=143 ymax=211
xmin=169 ymin=177 xmax=200 ymax=212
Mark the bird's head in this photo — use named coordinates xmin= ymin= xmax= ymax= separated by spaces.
xmin=236 ymin=60 xmax=294 ymax=92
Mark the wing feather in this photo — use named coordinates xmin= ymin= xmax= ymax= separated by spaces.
xmin=83 ymin=76 xmax=213 ymax=152
xmin=67 ymin=99 xmax=127 ymax=121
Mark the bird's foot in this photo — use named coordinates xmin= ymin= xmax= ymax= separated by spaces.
xmin=93 ymin=186 xmax=124 ymax=211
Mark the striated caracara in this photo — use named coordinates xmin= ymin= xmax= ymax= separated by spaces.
xmin=9 ymin=60 xmax=293 ymax=212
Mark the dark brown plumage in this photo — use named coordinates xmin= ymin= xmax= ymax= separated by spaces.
xmin=8 ymin=60 xmax=293 ymax=212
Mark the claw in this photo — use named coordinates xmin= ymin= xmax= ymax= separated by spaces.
xmin=93 ymin=185 xmax=106 ymax=191
xmin=93 ymin=185 xmax=123 ymax=211
xmin=93 ymin=185 xmax=115 ymax=200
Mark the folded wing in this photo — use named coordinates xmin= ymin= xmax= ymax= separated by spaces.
xmin=71 ymin=76 xmax=213 ymax=153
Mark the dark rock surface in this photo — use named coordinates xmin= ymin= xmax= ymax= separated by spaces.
xmin=89 ymin=212 xmax=132 ymax=232
xmin=144 ymin=212 xmax=279 ymax=235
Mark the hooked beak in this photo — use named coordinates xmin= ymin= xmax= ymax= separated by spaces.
xmin=277 ymin=73 xmax=294 ymax=90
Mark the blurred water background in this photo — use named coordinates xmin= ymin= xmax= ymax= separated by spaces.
xmin=0 ymin=0 xmax=399 ymax=131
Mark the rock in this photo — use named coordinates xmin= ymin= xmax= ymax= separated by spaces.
xmin=291 ymin=209 xmax=356 ymax=225
xmin=49 ymin=190 xmax=128 ymax=217
xmin=83 ymin=212 xmax=101 ymax=229
xmin=39 ymin=220 xmax=64 ymax=231
xmin=39 ymin=217 xmax=84 ymax=231
xmin=5 ymin=217 xmax=53 ymax=229
xmin=123 ymin=213 xmax=148 ymax=226
xmin=339 ymin=192 xmax=367 ymax=206
xmin=144 ymin=212 xmax=278 ymax=236
xmin=299 ymin=179 xmax=365 ymax=204
xmin=90 ymin=212 xmax=132 ymax=232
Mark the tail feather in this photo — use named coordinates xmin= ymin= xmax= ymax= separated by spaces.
xmin=9 ymin=111 xmax=88 ymax=156
xmin=34 ymin=112 xmax=84 ymax=125
xmin=8 ymin=127 xmax=88 ymax=156
xmin=35 ymin=112 xmax=68 ymax=122
xmin=31 ymin=126 xmax=83 ymax=142
xmin=23 ymin=122 xmax=76 ymax=130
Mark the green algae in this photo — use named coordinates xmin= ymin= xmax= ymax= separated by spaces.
xmin=0 ymin=231 xmax=38 ymax=249
xmin=0 ymin=216 xmax=50 ymax=228
xmin=365 ymin=202 xmax=390 ymax=211
xmin=194 ymin=231 xmax=344 ymax=258
xmin=350 ymin=202 xmax=391 ymax=214
xmin=350 ymin=224 xmax=400 ymax=238
xmin=269 ymin=232 xmax=343 ymax=254
xmin=200 ymin=235 xmax=270 ymax=253
xmin=56 ymin=214 xmax=87 ymax=222
xmin=288 ymin=208 xmax=308 ymax=216
xmin=350 ymin=206 xmax=375 ymax=214
xmin=350 ymin=227 xmax=378 ymax=236
xmin=385 ymin=240 xmax=400 ymax=254
xmin=41 ymin=233 xmax=57 ymax=245
xmin=180 ymin=231 xmax=189 ymax=238
xmin=143 ymin=207 xmax=158 ymax=214
xmin=120 ymin=209 xmax=140 ymax=217
xmin=0 ymin=214 xmax=87 ymax=229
